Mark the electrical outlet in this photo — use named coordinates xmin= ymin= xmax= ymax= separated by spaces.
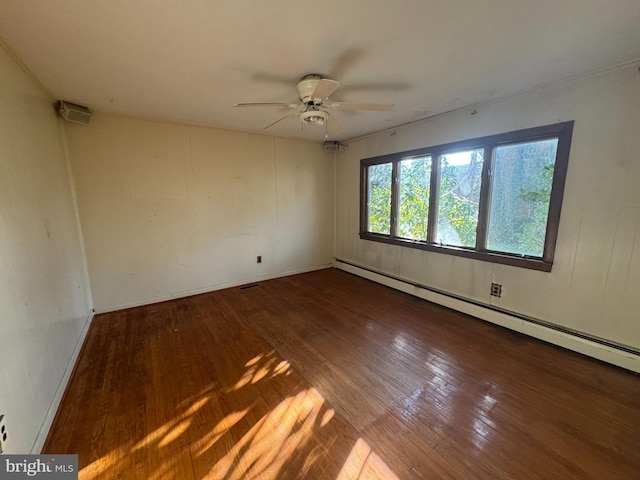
xmin=257 ymin=255 xmax=262 ymax=264
xmin=490 ymin=283 xmax=502 ymax=297
xmin=0 ymin=414 xmax=7 ymax=453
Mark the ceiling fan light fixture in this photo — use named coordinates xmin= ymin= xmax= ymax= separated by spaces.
xmin=301 ymin=110 xmax=328 ymax=126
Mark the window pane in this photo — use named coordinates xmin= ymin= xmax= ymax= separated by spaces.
xmin=367 ymin=163 xmax=393 ymax=234
xmin=398 ymin=156 xmax=431 ymax=240
xmin=436 ymin=149 xmax=483 ymax=247
xmin=487 ymin=139 xmax=558 ymax=257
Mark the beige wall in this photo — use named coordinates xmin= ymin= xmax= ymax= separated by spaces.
xmin=0 ymin=43 xmax=91 ymax=452
xmin=65 ymin=115 xmax=334 ymax=311
xmin=336 ymin=63 xmax=640 ymax=351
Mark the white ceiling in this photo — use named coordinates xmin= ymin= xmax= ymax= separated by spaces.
xmin=1 ymin=0 xmax=639 ymax=142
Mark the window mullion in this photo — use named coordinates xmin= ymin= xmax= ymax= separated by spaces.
xmin=390 ymin=161 xmax=400 ymax=237
xmin=427 ymin=152 xmax=440 ymax=243
xmin=476 ymin=146 xmax=493 ymax=251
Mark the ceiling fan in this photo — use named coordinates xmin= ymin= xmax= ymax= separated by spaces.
xmin=234 ymin=74 xmax=394 ymax=136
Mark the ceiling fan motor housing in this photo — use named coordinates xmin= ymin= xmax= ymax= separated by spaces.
xmin=297 ymin=75 xmax=323 ymax=105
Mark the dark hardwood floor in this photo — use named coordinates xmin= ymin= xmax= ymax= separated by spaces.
xmin=43 ymin=268 xmax=640 ymax=479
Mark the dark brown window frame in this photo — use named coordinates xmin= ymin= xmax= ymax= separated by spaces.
xmin=359 ymin=121 xmax=574 ymax=272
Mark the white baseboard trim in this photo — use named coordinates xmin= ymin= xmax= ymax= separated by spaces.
xmin=335 ymin=260 xmax=640 ymax=374
xmin=31 ymin=310 xmax=94 ymax=453
xmin=94 ymin=263 xmax=335 ymax=314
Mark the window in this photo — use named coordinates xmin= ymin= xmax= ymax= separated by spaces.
xmin=437 ymin=149 xmax=483 ymax=248
xmin=487 ymin=139 xmax=558 ymax=257
xmin=360 ymin=122 xmax=574 ymax=271
xmin=366 ymin=162 xmax=392 ymax=235
xmin=398 ymin=156 xmax=431 ymax=240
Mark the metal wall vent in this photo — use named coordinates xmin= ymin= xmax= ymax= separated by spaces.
xmin=58 ymin=101 xmax=92 ymax=125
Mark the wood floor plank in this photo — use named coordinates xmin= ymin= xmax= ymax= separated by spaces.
xmin=43 ymin=268 xmax=640 ymax=479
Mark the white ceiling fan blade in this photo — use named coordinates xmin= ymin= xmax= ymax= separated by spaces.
xmin=327 ymin=102 xmax=394 ymax=111
xmin=327 ymin=113 xmax=344 ymax=134
xmin=235 ymin=102 xmax=299 ymax=108
xmin=312 ymin=79 xmax=341 ymax=103
xmin=263 ymin=112 xmax=301 ymax=130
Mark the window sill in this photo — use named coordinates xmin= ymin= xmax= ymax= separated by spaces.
xmin=359 ymin=233 xmax=553 ymax=272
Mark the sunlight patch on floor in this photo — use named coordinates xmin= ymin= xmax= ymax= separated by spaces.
xmin=193 ymin=408 xmax=251 ymax=456
xmin=79 ymin=448 xmax=126 ymax=480
xmin=228 ymin=351 xmax=290 ymax=392
xmin=208 ymin=388 xmax=326 ymax=479
xmin=77 ymin=349 xmax=399 ymax=480
xmin=337 ymin=438 xmax=399 ymax=480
